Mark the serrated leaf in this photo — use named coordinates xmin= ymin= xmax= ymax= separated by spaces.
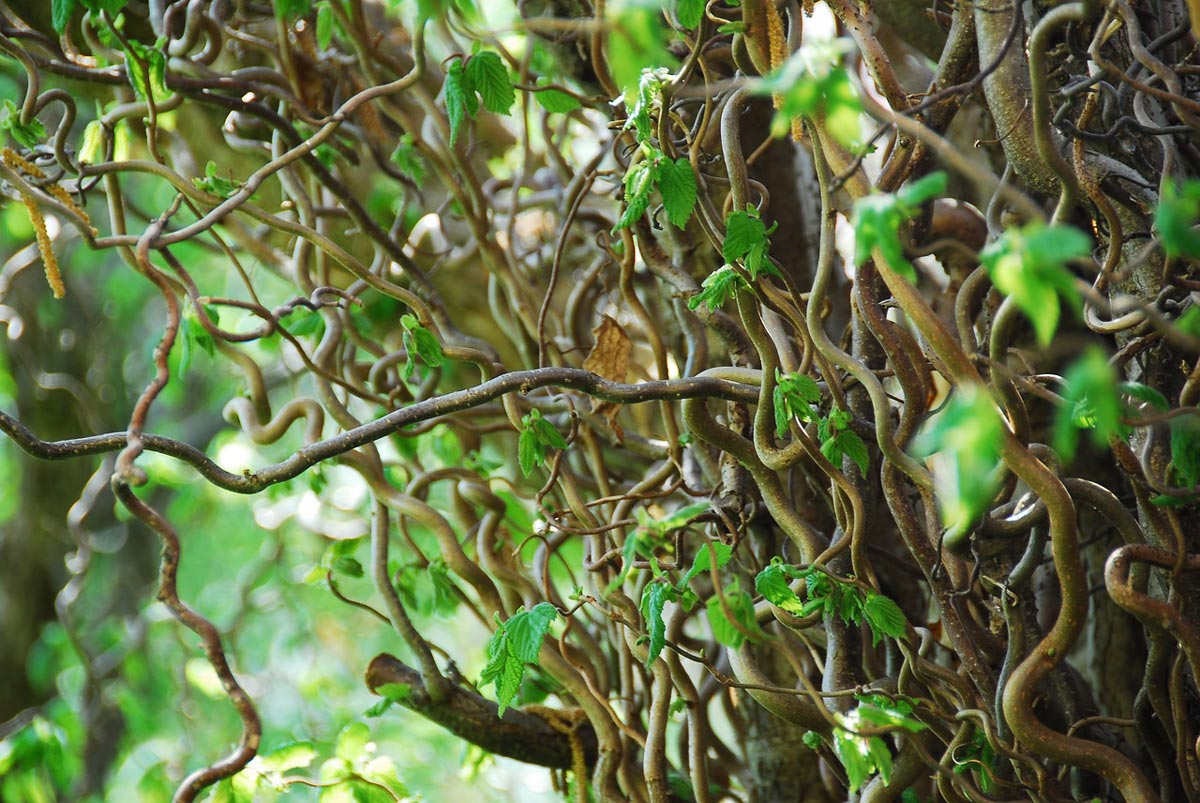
xmin=124 ymin=39 xmax=169 ymax=103
xmin=981 ymin=223 xmax=1090 ymax=347
xmin=444 ymin=59 xmax=476 ymax=147
xmin=705 ymin=579 xmax=763 ymax=648
xmin=411 ymin=326 xmax=445 ymax=368
xmin=465 ymin=51 xmax=515 ymax=115
xmin=0 ymin=101 xmax=46 ymax=150
xmin=52 ymin=0 xmax=77 ymax=32
xmin=723 ymin=208 xmax=768 ymax=271
xmin=863 ymin=593 xmax=907 ymax=645
xmin=755 ymin=562 xmax=806 ymax=615
xmin=833 ymin=728 xmax=873 ymax=792
xmin=193 ymin=160 xmax=242 ymax=199
xmin=531 ymin=416 xmax=568 ymax=450
xmin=833 ymin=430 xmax=869 ymax=475
xmin=517 ymin=426 xmax=539 ymax=477
xmin=658 ymin=157 xmax=697 ymax=229
xmin=688 ymin=265 xmax=745 ymax=311
xmin=640 ymin=582 xmax=671 ymax=664
xmin=753 ymin=44 xmax=861 ymax=144
xmin=680 ymin=541 xmax=733 ymax=588
xmin=505 ymin=602 xmax=558 ymax=662
xmin=852 ymin=173 xmax=948 ymax=282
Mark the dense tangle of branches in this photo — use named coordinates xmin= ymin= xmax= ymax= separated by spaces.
xmin=2 ymin=0 xmax=1200 ymax=801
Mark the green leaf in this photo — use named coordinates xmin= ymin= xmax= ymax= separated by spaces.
xmin=444 ymin=59 xmax=477 ymax=147
xmin=723 ymin=207 xmax=776 ymax=279
xmin=862 ymin=593 xmax=907 ymax=645
xmin=680 ymin=541 xmax=733 ymax=589
xmin=1156 ymin=180 xmax=1200 ymax=259
xmin=774 ymin=371 xmax=822 ymax=437
xmin=674 ymin=0 xmax=703 ymax=28
xmin=615 ymin=158 xmax=657 ymax=231
xmin=400 ymin=314 xmax=445 ymax=370
xmin=465 ymin=51 xmax=515 ymax=115
xmin=315 ymin=1 xmax=334 ymax=49
xmin=641 ymin=501 xmax=710 ymax=535
xmin=755 ymin=560 xmax=807 ymax=615
xmin=1052 ymin=348 xmax=1121 ymax=461
xmin=80 ymin=0 xmax=128 ymax=13
xmin=124 ymin=38 xmax=169 ymax=102
xmin=1120 ymin=382 xmax=1169 ymax=411
xmin=390 ymin=134 xmax=426 ymax=183
xmin=753 ymin=41 xmax=860 ymax=144
xmin=275 ymin=0 xmax=312 ymax=19
xmin=981 ymin=224 xmax=1091 ymax=347
xmin=833 ymin=728 xmax=873 ymax=792
xmin=1170 ymin=414 xmax=1200 ymax=488
xmin=283 ymin=308 xmax=325 ymax=338
xmin=802 ymin=731 xmax=822 ymax=749
xmin=531 ymin=415 xmax=569 ymax=449
xmin=607 ymin=0 xmax=676 ymax=104
xmin=517 ymin=427 xmax=540 ymax=477
xmin=688 ymin=265 xmax=746 ymax=311
xmin=911 ymin=384 xmax=1005 ymax=543
xmin=480 ymin=605 xmax=558 ymax=716
xmin=640 ymin=582 xmax=671 ymax=664
xmin=52 ymin=0 xmax=77 ymax=32
xmin=335 ymin=722 xmax=370 ymax=761
xmin=257 ymin=742 xmax=318 ymax=773
xmin=830 ymin=430 xmax=869 ymax=476
xmin=658 ymin=158 xmax=697 ymax=229
xmin=0 ymin=101 xmax=46 ymax=150
xmin=705 ymin=579 xmax=763 ymax=648
xmin=851 ymin=172 xmax=947 ymax=283
xmin=505 ymin=602 xmax=558 ymax=662
xmin=532 ymin=83 xmax=582 ymax=113
xmin=193 ymin=160 xmax=242 ymax=199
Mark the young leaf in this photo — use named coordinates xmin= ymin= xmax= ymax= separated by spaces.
xmin=830 ymin=430 xmax=869 ymax=476
xmin=680 ymin=541 xmax=733 ymax=589
xmin=517 ymin=409 xmax=568 ymax=476
xmin=723 ymin=208 xmax=777 ymax=279
xmin=480 ymin=605 xmax=558 ymax=716
xmin=640 ymin=581 xmax=671 ymax=664
xmin=615 ymin=158 xmax=657 ymax=231
xmin=124 ymin=39 xmax=169 ymax=102
xmin=852 ymin=172 xmax=947 ymax=283
xmin=862 ymin=592 xmax=907 ymax=645
xmin=1156 ymin=180 xmax=1200 ymax=259
xmin=705 ymin=579 xmax=763 ymax=648
xmin=607 ymin=0 xmax=676 ymax=105
xmin=754 ymin=560 xmax=806 ymax=616
xmin=465 ymin=51 xmax=515 ymax=115
xmin=390 ymin=133 xmax=426 ymax=183
xmin=52 ymin=0 xmax=77 ymax=33
xmin=1170 ymin=414 xmax=1200 ymax=488
xmin=193 ymin=161 xmax=242 ymax=199
xmin=911 ymin=384 xmax=1005 ymax=543
xmin=0 ymin=100 xmax=46 ymax=149
xmin=444 ymin=59 xmax=477 ymax=147
xmin=532 ymin=83 xmax=582 ymax=113
xmin=315 ymin=1 xmax=335 ymax=49
xmin=981 ymin=223 xmax=1091 ymax=347
xmin=674 ymin=0 xmax=703 ymax=28
xmin=658 ymin=157 xmax=697 ymax=229
xmin=752 ymin=41 xmax=861 ymax=144
xmin=688 ymin=265 xmax=746 ymax=311
xmin=1052 ymin=348 xmax=1121 ymax=461
xmin=1120 ymin=382 xmax=1170 ymax=412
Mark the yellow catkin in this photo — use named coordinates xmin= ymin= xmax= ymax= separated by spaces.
xmin=3 ymin=148 xmax=66 ymax=298
xmin=767 ymin=1 xmax=787 ymax=111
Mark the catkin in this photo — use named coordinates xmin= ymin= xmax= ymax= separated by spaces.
xmin=2 ymin=148 xmax=65 ymax=298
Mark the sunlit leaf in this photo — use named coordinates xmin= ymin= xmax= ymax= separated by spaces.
xmin=658 ymin=157 xmax=697 ymax=229
xmin=465 ymin=51 xmax=515 ymax=115
xmin=1156 ymin=180 xmax=1200 ymax=259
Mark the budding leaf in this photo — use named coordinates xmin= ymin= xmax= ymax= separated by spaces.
xmin=465 ymin=51 xmax=515 ymax=115
xmin=658 ymin=157 xmax=697 ymax=229
xmin=444 ymin=59 xmax=477 ymax=147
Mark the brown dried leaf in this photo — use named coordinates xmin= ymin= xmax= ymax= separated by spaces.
xmin=583 ymin=315 xmax=631 ymax=419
